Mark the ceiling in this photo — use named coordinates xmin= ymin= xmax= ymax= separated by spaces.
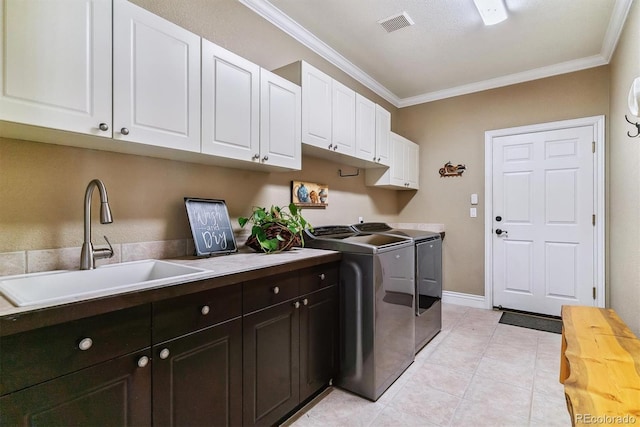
xmin=239 ymin=0 xmax=633 ymax=108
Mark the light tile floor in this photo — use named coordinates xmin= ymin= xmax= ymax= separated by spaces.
xmin=286 ymin=303 xmax=571 ymax=427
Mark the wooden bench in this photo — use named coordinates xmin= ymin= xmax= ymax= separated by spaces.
xmin=560 ymin=306 xmax=640 ymax=426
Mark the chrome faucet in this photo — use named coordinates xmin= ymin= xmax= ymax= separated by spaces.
xmin=80 ymin=179 xmax=114 ymax=270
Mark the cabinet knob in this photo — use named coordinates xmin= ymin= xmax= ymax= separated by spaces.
xmin=262 ymin=155 xmax=269 ymax=162
xmin=137 ymin=356 xmax=150 ymax=368
xmin=272 ymin=286 xmax=280 ymax=295
xmin=328 ymin=144 xmax=333 ymax=150
xmin=98 ymin=123 xmax=109 ymax=131
xmin=252 ymin=154 xmax=260 ymax=160
xmin=78 ymin=337 xmax=93 ymax=351
xmin=319 ymin=273 xmax=325 ymax=280
xmin=201 ymin=305 xmax=210 ymax=315
xmin=333 ymin=145 xmax=338 ymax=151
xmin=293 ymin=301 xmax=300 ymax=309
xmin=120 ymin=127 xmax=130 ymax=135
xmin=159 ymin=348 xmax=170 ymax=360
xmin=302 ymin=298 xmax=309 ymax=306
xmin=377 ymin=157 xmax=381 ymax=162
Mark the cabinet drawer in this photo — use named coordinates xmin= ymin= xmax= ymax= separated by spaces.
xmin=153 ymin=283 xmax=241 ymax=343
xmin=299 ymin=263 xmax=339 ymax=295
xmin=0 ymin=304 xmax=151 ymax=396
xmin=243 ymin=272 xmax=299 ymax=314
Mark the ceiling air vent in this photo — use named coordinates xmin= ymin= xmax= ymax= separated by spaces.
xmin=378 ymin=11 xmax=414 ymax=33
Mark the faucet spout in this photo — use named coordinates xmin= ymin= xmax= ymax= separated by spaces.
xmin=80 ymin=179 xmax=114 ymax=270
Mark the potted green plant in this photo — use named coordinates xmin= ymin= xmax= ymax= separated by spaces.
xmin=238 ymin=203 xmax=312 ymax=253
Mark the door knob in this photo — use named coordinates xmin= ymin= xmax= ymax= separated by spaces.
xmin=495 ymin=229 xmax=508 ymax=236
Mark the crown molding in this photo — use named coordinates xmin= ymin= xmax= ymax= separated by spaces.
xmin=238 ymin=0 xmax=400 ymax=106
xmin=240 ymin=0 xmax=633 ymax=108
xmin=398 ymin=55 xmax=609 ymax=107
xmin=600 ymin=0 xmax=634 ymax=61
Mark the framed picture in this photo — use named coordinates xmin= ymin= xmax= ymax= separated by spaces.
xmin=291 ymin=181 xmax=328 ymax=208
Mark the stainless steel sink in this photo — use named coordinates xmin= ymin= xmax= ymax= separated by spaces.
xmin=0 ymin=260 xmax=209 ymax=307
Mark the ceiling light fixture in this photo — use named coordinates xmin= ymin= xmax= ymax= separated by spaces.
xmin=473 ymin=0 xmax=508 ymax=26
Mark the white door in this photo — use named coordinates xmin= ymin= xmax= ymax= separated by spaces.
xmin=113 ymin=0 xmax=201 ymax=152
xmin=0 ymin=0 xmax=112 ymax=136
xmin=492 ymin=125 xmax=596 ymax=316
xmin=301 ymin=62 xmax=332 ymax=149
xmin=331 ymin=79 xmax=356 ymax=156
xmin=201 ymin=40 xmax=260 ymax=160
xmin=354 ymin=94 xmax=376 ymax=162
xmin=374 ymin=104 xmax=391 ymax=166
xmin=259 ymin=69 xmax=301 ymax=170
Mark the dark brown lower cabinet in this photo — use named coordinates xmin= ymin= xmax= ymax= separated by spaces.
xmin=152 ymin=317 xmax=242 ymax=427
xmin=300 ymin=286 xmax=338 ymax=400
xmin=243 ymin=286 xmax=337 ymax=427
xmin=0 ymin=350 xmax=152 ymax=427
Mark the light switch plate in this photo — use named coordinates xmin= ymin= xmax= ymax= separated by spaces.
xmin=470 ymin=207 xmax=477 ymax=218
xmin=471 ymin=193 xmax=478 ymax=205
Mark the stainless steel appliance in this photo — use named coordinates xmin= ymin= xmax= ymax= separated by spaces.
xmin=351 ymin=222 xmax=442 ymax=353
xmin=304 ymin=226 xmax=415 ymax=401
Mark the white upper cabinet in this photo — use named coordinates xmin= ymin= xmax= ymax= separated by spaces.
xmin=331 ymin=79 xmax=356 ymax=156
xmin=201 ymin=40 xmax=260 ymax=159
xmin=374 ymin=104 xmax=391 ymax=166
xmin=354 ymin=94 xmax=376 ymax=162
xmin=113 ymin=0 xmax=201 ymax=152
xmin=301 ymin=61 xmax=332 ymax=149
xmin=366 ymin=132 xmax=419 ymax=190
xmin=260 ymin=69 xmax=301 ymax=170
xmin=0 ymin=0 xmax=112 ymax=137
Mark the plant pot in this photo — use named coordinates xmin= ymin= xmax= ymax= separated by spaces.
xmin=245 ymin=223 xmax=302 ymax=253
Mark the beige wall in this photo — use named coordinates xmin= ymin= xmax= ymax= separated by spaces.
xmin=609 ymin=0 xmax=640 ymax=335
xmin=0 ymin=137 xmax=398 ymax=253
xmin=395 ymin=67 xmax=610 ymax=297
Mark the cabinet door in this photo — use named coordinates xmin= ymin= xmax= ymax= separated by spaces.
xmin=113 ymin=0 xmax=200 ymax=152
xmin=0 ymin=350 xmax=151 ymax=427
xmin=301 ymin=62 xmax=332 ymax=149
xmin=405 ymin=139 xmax=420 ymax=189
xmin=331 ymin=80 xmax=356 ymax=156
xmin=0 ymin=0 xmax=112 ymax=137
xmin=300 ymin=286 xmax=338 ymax=401
xmin=243 ymin=301 xmax=300 ymax=426
xmin=202 ymin=40 xmax=260 ymax=160
xmin=355 ymin=94 xmax=376 ymax=162
xmin=389 ymin=133 xmax=406 ymax=187
xmin=260 ymin=69 xmax=301 ymax=169
xmin=375 ymin=104 xmax=391 ymax=166
xmin=153 ymin=318 xmax=242 ymax=427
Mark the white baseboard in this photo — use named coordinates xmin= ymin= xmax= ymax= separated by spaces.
xmin=442 ymin=291 xmax=486 ymax=309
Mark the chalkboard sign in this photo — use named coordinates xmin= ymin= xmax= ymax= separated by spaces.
xmin=184 ymin=198 xmax=237 ymax=256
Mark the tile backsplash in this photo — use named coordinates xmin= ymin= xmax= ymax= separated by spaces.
xmin=0 ymin=238 xmax=195 ymax=277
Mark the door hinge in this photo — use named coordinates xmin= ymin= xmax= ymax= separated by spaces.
xmin=592 ymin=141 xmax=596 ymax=153
xmin=592 ymin=214 xmax=596 ymax=226
xmin=593 ymin=286 xmax=596 ymax=300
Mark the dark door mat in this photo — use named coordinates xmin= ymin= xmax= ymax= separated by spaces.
xmin=498 ymin=311 xmax=562 ymax=334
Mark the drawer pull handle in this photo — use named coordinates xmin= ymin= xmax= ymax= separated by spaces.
xmin=272 ymin=286 xmax=280 ymax=295
xmin=137 ymin=356 xmax=150 ymax=368
xmin=293 ymin=301 xmax=300 ymax=309
xmin=159 ymin=348 xmax=170 ymax=360
xmin=319 ymin=273 xmax=325 ymax=280
xmin=201 ymin=305 xmax=210 ymax=315
xmin=78 ymin=337 xmax=93 ymax=351
xmin=302 ymin=298 xmax=309 ymax=306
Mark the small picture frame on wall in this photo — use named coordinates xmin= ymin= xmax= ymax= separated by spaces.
xmin=291 ymin=181 xmax=328 ymax=208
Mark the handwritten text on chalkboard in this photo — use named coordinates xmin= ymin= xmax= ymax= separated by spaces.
xmin=185 ymin=198 xmax=237 ymax=256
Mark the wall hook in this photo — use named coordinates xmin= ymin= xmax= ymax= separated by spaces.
xmin=625 ymin=115 xmax=640 ymax=138
xmin=338 ymin=168 xmax=360 ymax=177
